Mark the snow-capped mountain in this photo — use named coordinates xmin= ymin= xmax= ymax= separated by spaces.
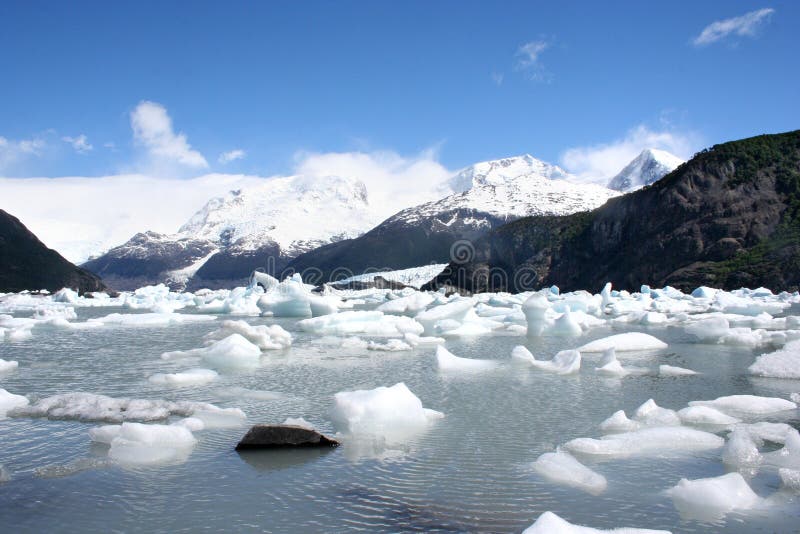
xmin=607 ymin=149 xmax=685 ymax=192
xmin=83 ymin=175 xmax=380 ymax=290
xmin=287 ymin=155 xmax=618 ymax=282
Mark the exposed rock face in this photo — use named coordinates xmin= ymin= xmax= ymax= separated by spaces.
xmin=0 ymin=209 xmax=106 ymax=294
xmin=287 ymin=155 xmax=616 ymax=283
xmin=424 ymin=131 xmax=800 ymax=294
xmin=235 ymin=425 xmax=340 ymax=450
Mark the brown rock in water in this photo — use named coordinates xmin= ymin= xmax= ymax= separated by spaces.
xmin=235 ymin=425 xmax=339 ymax=450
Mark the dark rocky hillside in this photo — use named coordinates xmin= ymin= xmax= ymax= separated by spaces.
xmin=0 ymin=210 xmax=106 ymax=294
xmin=424 ymin=130 xmax=800 ymax=294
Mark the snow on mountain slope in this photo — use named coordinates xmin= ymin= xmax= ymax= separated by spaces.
xmin=177 ymin=175 xmax=376 ymax=256
xmin=394 ymin=155 xmax=617 ymax=227
xmin=608 ymin=149 xmax=685 ymax=192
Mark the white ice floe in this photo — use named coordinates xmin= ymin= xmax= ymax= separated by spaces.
xmin=414 ymin=299 xmax=478 ymax=336
xmin=528 ymin=350 xmax=582 ymax=375
xmin=522 ymin=294 xmax=551 ymax=337
xmin=595 ymin=348 xmax=628 ymax=376
xmin=256 ymin=274 xmax=342 ymax=318
xmin=403 ymin=332 xmax=445 ymax=346
xmin=599 ymin=411 xmax=641 ymax=434
xmin=436 ymin=345 xmax=499 ymax=372
xmin=204 ymin=319 xmax=292 ymax=350
xmin=780 ymin=468 xmax=800 ymax=492
xmin=299 ymin=310 xmax=424 ymax=337
xmin=564 ymin=426 xmax=724 ymax=458
xmin=330 ymin=382 xmax=442 ymax=442
xmin=88 ymin=312 xmax=217 ymax=327
xmin=735 ymin=422 xmax=793 ymax=444
xmin=162 ymin=334 xmax=262 ymax=370
xmin=550 ymin=308 xmax=583 ymax=337
xmin=762 ymin=428 xmax=800 ymax=469
xmin=578 ymin=333 xmax=667 ymax=353
xmin=367 ymin=339 xmax=413 ymax=352
xmin=677 ymin=406 xmax=739 ymax=426
xmin=148 ymin=368 xmax=219 ymax=387
xmin=0 ymin=388 xmax=29 ymax=418
xmin=376 ymin=292 xmax=435 ymax=316
xmin=522 ymin=511 xmax=670 ymax=534
xmin=666 ymin=472 xmax=761 ymax=521
xmin=722 ymin=427 xmax=763 ymax=470
xmin=658 ymin=365 xmax=697 ymax=377
xmin=688 ymin=395 xmax=797 ymax=417
xmin=632 ymin=399 xmax=681 ymax=427
xmin=748 ymin=339 xmax=800 ymax=379
xmin=531 ymin=449 xmax=607 ymax=495
xmin=0 ymin=359 xmax=19 ymax=373
xmin=91 ymin=422 xmax=197 ymax=466
xmin=11 ymin=392 xmax=243 ymax=423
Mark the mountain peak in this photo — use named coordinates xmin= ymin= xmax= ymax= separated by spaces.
xmin=607 ymin=148 xmax=684 ymax=192
xmin=449 ymin=154 xmax=572 ymax=193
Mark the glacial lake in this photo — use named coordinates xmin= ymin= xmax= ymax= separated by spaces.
xmin=1 ymin=302 xmax=799 ymax=533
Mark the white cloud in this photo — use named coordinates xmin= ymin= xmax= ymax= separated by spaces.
xmin=103 ymin=142 xmax=116 ymax=149
xmin=293 ymin=148 xmax=453 ymax=216
xmin=0 ymin=148 xmax=455 ymax=263
xmin=218 ymin=149 xmax=246 ymax=164
xmin=515 ymin=39 xmax=551 ymax=81
xmin=130 ymin=101 xmax=208 ymax=169
xmin=0 ymin=135 xmax=45 ymax=171
xmin=62 ymin=134 xmax=93 ymax=154
xmin=491 ymin=72 xmax=504 ymax=86
xmin=693 ymin=8 xmax=774 ymax=46
xmin=560 ymin=125 xmax=700 ymax=184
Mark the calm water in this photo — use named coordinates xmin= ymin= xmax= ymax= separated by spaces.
xmin=0 ymin=306 xmax=798 ymax=533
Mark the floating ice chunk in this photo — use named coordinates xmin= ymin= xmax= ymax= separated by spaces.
xmin=578 ymin=333 xmax=667 ymax=353
xmin=529 ymin=350 xmax=581 ymax=375
xmin=283 ymin=417 xmax=314 ymax=430
xmin=367 ymin=339 xmax=413 ymax=352
xmin=762 ymin=429 xmax=800 ymax=469
xmin=599 ymin=410 xmax=641 ymax=433
xmin=436 ymin=345 xmax=499 ymax=372
xmin=250 ymin=271 xmax=279 ymax=292
xmin=376 ymin=292 xmax=434 ymax=316
xmin=564 ymin=427 xmax=724 ymax=458
xmin=639 ymin=311 xmax=667 ymax=325
xmin=735 ymin=422 xmax=792 ymax=444
xmin=684 ymin=317 xmax=730 ymax=342
xmin=5 ymin=327 xmax=32 ymax=341
xmin=403 ymin=333 xmax=445 ymax=346
xmin=88 ymin=424 xmax=123 ymax=444
xmin=299 ymin=311 xmax=424 ymax=337
xmin=330 ymin=382 xmax=442 ymax=442
xmin=633 ymin=399 xmax=681 ymax=427
xmin=0 ymin=465 xmax=9 ymax=483
xmin=511 ymin=345 xmax=536 ymax=365
xmin=0 ymin=359 xmax=19 ymax=373
xmin=691 ymin=286 xmax=718 ymax=299
xmin=596 ymin=348 xmax=628 ymax=376
xmin=34 ymin=458 xmax=112 ymax=479
xmin=658 ymin=365 xmax=697 ymax=377
xmin=89 ymin=312 xmax=217 ymax=327
xmin=191 ymin=405 xmax=247 ymax=428
xmin=677 ymin=406 xmax=739 ymax=426
xmin=531 ymin=449 xmax=607 ymax=495
xmin=748 ymin=340 xmax=800 ymax=378
xmin=522 ymin=511 xmax=670 ymax=534
xmin=666 ymin=472 xmax=761 ymax=521
xmin=205 ymin=319 xmax=292 ymax=350
xmin=550 ymin=308 xmax=582 ymax=337
xmin=104 ymin=422 xmax=197 ymax=466
xmin=256 ymin=275 xmax=341 ymax=317
xmin=522 ymin=294 xmax=551 ymax=337
xmin=414 ymin=299 xmax=474 ymax=335
xmin=148 ymin=368 xmax=219 ymax=387
xmin=163 ymin=334 xmax=262 ymax=370
xmin=688 ymin=395 xmax=797 ymax=417
xmin=722 ymin=428 xmax=763 ymax=469
xmin=0 ymin=388 xmax=29 ymax=418
xmin=172 ymin=417 xmax=205 ymax=432
xmin=214 ymin=386 xmax=283 ymax=401
xmin=12 ymin=392 xmax=240 ymax=423
xmin=780 ymin=468 xmax=800 ymax=492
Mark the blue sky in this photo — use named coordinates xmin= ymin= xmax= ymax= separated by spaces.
xmin=0 ymin=1 xmax=798 ymax=179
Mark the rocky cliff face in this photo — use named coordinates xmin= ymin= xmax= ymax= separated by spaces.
xmin=424 ymin=130 xmax=800 ymax=294
xmin=0 ymin=210 xmax=106 ymax=294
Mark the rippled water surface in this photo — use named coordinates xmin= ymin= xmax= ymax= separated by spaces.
xmin=1 ymin=306 xmax=799 ymax=533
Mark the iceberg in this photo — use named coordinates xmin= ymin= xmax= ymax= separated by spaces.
xmin=658 ymin=365 xmax=697 ymax=376
xmin=578 ymin=333 xmax=667 ymax=353
xmin=666 ymin=472 xmax=761 ymax=521
xmin=676 ymin=406 xmax=739 ymax=426
xmin=531 ymin=449 xmax=607 ymax=495
xmin=163 ymin=334 xmax=262 ymax=370
xmin=147 ymin=368 xmax=219 ymax=387
xmin=0 ymin=388 xmax=29 ymax=418
xmin=522 ymin=511 xmax=670 ymax=534
xmin=688 ymin=395 xmax=797 ymax=417
xmin=748 ymin=340 xmax=800 ymax=378
xmin=204 ymin=319 xmax=292 ymax=350
xmin=529 ymin=350 xmax=581 ymax=375
xmin=564 ymin=426 xmax=724 ymax=458
xmin=299 ymin=310 xmax=424 ymax=337
xmin=91 ymin=422 xmax=198 ymax=466
xmin=436 ymin=345 xmax=499 ymax=372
